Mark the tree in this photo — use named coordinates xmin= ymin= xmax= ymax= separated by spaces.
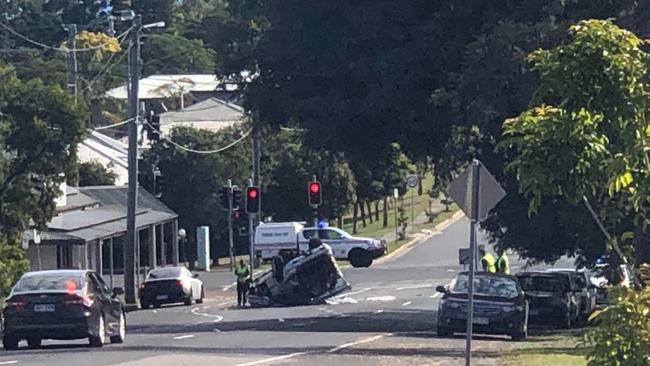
xmin=141 ymin=126 xmax=251 ymax=261
xmin=141 ymin=33 xmax=216 ymax=75
xmin=500 ymin=20 xmax=650 ymax=264
xmin=0 ymin=70 xmax=87 ymax=295
xmin=78 ymin=161 xmax=117 ymax=186
xmin=262 ymin=129 xmax=356 ymax=223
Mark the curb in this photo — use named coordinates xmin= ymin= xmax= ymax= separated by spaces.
xmin=373 ymin=210 xmax=464 ymax=265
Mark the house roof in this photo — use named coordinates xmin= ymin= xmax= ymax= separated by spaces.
xmin=158 ymin=97 xmax=246 ymax=134
xmin=104 ymin=74 xmax=224 ymax=100
xmin=26 ymin=186 xmax=178 ymax=245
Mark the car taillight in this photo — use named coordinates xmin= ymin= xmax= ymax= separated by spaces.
xmin=4 ymin=297 xmax=26 ymax=310
xmin=64 ymin=295 xmax=94 ymax=308
xmin=176 ymin=280 xmax=184 ymax=287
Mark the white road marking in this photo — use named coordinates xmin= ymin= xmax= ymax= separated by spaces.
xmin=327 ymin=334 xmax=389 ymax=354
xmin=402 ymin=301 xmax=412 ymax=306
xmin=374 ymin=309 xmax=384 ymax=314
xmin=222 ymin=282 xmax=237 ymax=291
xmin=190 ymin=308 xmax=224 ymax=323
xmin=366 ymin=295 xmax=396 ymax=302
xmin=173 ymin=334 xmax=195 ymax=340
xmin=234 ymin=352 xmax=308 ymax=366
xmin=447 ymin=269 xmax=456 ymax=272
xmin=430 ymin=293 xmax=441 ymax=299
xmin=396 ymin=284 xmax=431 ymax=291
xmin=0 ymin=361 xmax=18 ymax=365
xmin=340 ymin=287 xmax=372 ymax=297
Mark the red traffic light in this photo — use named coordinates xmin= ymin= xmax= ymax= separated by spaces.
xmin=309 ymin=182 xmax=320 ymax=193
xmin=246 ymin=186 xmax=260 ymax=213
xmin=247 ymin=188 xmax=258 ymax=199
xmin=308 ymin=181 xmax=322 ymax=207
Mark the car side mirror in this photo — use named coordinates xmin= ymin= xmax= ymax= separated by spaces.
xmin=112 ymin=287 xmax=125 ymax=297
xmin=192 ymin=273 xmax=199 ymax=279
xmin=436 ymin=285 xmax=447 ymax=293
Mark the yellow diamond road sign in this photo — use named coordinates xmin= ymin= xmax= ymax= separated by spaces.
xmin=447 ymin=162 xmax=505 ymax=222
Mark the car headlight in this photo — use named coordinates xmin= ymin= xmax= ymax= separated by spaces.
xmin=502 ymin=305 xmax=516 ymax=313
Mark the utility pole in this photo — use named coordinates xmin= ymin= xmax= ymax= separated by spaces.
xmin=125 ymin=15 xmax=142 ymax=307
xmin=65 ymin=24 xmax=78 ymax=103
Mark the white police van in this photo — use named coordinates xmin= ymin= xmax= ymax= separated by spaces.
xmin=254 ymin=222 xmax=386 ymax=268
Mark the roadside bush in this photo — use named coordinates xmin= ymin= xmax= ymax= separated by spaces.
xmin=584 ymin=286 xmax=650 ymax=366
xmin=0 ymin=236 xmax=29 ymax=300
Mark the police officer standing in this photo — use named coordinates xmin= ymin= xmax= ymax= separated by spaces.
xmin=234 ymin=259 xmax=251 ymax=307
xmin=479 ymin=245 xmax=496 ymax=273
xmin=495 ymin=247 xmax=510 ymax=274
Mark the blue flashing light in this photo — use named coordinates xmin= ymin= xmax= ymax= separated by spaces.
xmin=317 ymin=220 xmax=328 ymax=229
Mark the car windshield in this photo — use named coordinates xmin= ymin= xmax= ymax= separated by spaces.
xmin=148 ymin=268 xmax=182 ymax=279
xmin=13 ymin=273 xmax=85 ymax=294
xmin=518 ymin=275 xmax=567 ymax=293
xmin=450 ymin=274 xmax=519 ymax=298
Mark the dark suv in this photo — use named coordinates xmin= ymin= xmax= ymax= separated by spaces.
xmin=436 ymin=272 xmax=528 ymax=341
xmin=516 ymin=271 xmax=580 ymax=328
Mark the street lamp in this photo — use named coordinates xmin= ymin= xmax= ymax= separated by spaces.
xmin=178 ymin=228 xmax=187 ymax=266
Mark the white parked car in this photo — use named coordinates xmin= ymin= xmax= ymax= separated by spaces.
xmin=254 ymin=222 xmax=386 ymax=268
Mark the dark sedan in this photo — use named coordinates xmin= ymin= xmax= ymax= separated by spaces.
xmin=436 ymin=272 xmax=529 ymax=341
xmin=516 ymin=272 xmax=580 ymax=328
xmin=2 ymin=270 xmax=126 ymax=350
xmin=139 ymin=266 xmax=204 ymax=309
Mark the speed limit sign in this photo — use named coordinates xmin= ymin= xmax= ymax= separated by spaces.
xmin=406 ymin=174 xmax=419 ymax=188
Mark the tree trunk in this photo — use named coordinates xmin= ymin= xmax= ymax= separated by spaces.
xmin=352 ymin=201 xmax=359 ymax=234
xmin=383 ymin=197 xmax=388 ymax=228
xmin=337 ymin=216 xmax=343 ymax=229
xmin=360 ymin=200 xmax=367 ymax=228
xmin=366 ymin=200 xmax=373 ymax=223
xmin=418 ymin=177 xmax=423 ymax=196
xmin=375 ymin=201 xmax=380 ymax=221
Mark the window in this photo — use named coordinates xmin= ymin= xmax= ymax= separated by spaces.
xmin=147 ymin=267 xmax=182 ymax=280
xmin=92 ymin=273 xmax=112 ymax=294
xmin=302 ymin=229 xmax=318 ymax=240
xmin=319 ymin=229 xmax=343 ymax=240
xmin=450 ymin=274 xmax=519 ymax=298
xmin=13 ymin=273 xmax=84 ymax=294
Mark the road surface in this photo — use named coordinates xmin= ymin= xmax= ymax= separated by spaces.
xmin=0 ymin=215 xmax=574 ymax=366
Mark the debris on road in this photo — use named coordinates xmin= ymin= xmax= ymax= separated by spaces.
xmin=248 ymin=243 xmax=351 ymax=307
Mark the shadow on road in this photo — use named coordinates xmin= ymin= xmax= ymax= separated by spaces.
xmin=130 ymin=309 xmax=436 ymax=334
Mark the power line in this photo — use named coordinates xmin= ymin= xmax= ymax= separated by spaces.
xmin=150 ymin=123 xmax=252 ymax=154
xmin=0 ymin=21 xmax=131 ymax=53
xmin=92 ymin=117 xmax=135 ymax=130
xmin=83 ymin=42 xmax=133 ymax=92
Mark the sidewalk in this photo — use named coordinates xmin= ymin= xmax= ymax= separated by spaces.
xmin=380 ymin=199 xmax=446 ymax=242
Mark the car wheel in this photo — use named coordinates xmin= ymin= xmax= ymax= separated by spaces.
xmin=89 ymin=315 xmax=106 ymax=347
xmin=511 ymin=330 xmax=527 ymax=341
xmin=348 ymin=249 xmax=365 ymax=268
xmin=184 ymin=291 xmax=194 ymax=306
xmin=27 ymin=337 xmax=42 ymax=349
xmin=196 ymin=287 xmax=204 ymax=304
xmin=360 ymin=254 xmax=374 ymax=268
xmin=437 ymin=325 xmax=453 ymax=338
xmin=110 ymin=312 xmax=126 ymax=344
xmin=2 ymin=335 xmax=19 ymax=351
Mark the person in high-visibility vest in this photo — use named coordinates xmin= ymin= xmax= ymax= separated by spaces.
xmin=479 ymin=245 xmax=496 ymax=273
xmin=234 ymin=259 xmax=251 ymax=307
xmin=495 ymin=248 xmax=510 ymax=274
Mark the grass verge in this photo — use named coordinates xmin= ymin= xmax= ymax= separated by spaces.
xmin=501 ymin=331 xmax=589 ymax=366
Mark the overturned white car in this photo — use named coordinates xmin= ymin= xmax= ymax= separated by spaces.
xmin=248 ymin=243 xmax=351 ymax=307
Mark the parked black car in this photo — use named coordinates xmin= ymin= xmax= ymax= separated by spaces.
xmin=139 ymin=266 xmax=204 ymax=309
xmin=516 ymin=271 xmax=580 ymax=328
xmin=2 ymin=270 xmax=126 ymax=350
xmin=547 ymin=269 xmax=597 ymax=320
xmin=436 ymin=272 xmax=528 ymax=341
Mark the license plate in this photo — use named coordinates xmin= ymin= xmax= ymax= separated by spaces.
xmin=156 ymin=295 xmax=168 ymax=300
xmin=530 ymin=309 xmax=540 ymax=316
xmin=34 ymin=304 xmax=55 ymax=312
xmin=473 ymin=317 xmax=489 ymax=325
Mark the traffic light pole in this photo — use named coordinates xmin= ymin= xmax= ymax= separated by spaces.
xmin=227 ymin=179 xmax=235 ymax=271
xmin=125 ymin=15 xmax=142 ymax=307
xmin=248 ymin=179 xmax=255 ymax=276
